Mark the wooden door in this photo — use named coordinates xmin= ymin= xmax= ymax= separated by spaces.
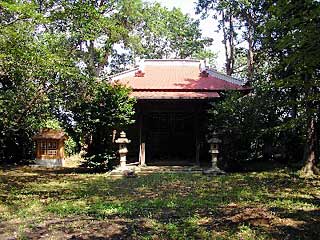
xmin=147 ymin=112 xmax=195 ymax=163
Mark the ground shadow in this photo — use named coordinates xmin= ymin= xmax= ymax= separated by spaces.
xmin=0 ymin=166 xmax=319 ymax=239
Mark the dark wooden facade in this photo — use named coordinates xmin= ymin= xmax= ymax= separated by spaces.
xmin=127 ymin=100 xmax=213 ymax=166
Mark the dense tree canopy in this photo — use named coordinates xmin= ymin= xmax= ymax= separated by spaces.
xmin=196 ymin=0 xmax=261 ymax=79
xmin=136 ymin=3 xmax=212 ymax=59
xmin=0 ymin=0 xmax=211 ymax=167
xmin=0 ymin=1 xmax=89 ymax=161
xmin=37 ymin=0 xmax=143 ymax=77
xmin=202 ymin=0 xmax=320 ymax=175
xmin=257 ymin=0 xmax=320 ymax=175
xmin=0 ymin=0 xmax=139 ymax=164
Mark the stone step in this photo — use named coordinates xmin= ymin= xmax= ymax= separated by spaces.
xmin=108 ymin=165 xmax=207 ymax=176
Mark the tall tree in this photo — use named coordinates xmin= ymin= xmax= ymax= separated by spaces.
xmin=71 ymin=82 xmax=135 ymax=171
xmin=196 ymin=0 xmax=261 ymax=79
xmin=36 ymin=0 xmax=143 ymax=78
xmin=203 ymin=0 xmax=320 ymax=176
xmin=257 ymin=0 xmax=320 ymax=176
xmin=136 ymin=3 xmax=211 ymax=59
xmin=0 ymin=1 xmax=89 ymax=161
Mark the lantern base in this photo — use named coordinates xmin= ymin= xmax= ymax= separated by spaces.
xmin=202 ymin=167 xmax=225 ymax=175
xmin=33 ymin=159 xmax=64 ymax=167
xmin=109 ymin=165 xmax=136 ymax=177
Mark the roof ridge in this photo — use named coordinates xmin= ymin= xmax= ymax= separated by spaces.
xmin=207 ymin=69 xmax=245 ymax=86
xmin=144 ymin=59 xmax=200 ymax=62
xmin=104 ymin=67 xmax=139 ymax=79
xmin=133 ymin=89 xmax=220 ymax=92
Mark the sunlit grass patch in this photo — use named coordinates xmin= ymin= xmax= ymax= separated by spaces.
xmin=16 ymin=199 xmax=46 ymax=218
xmin=0 ymin=202 xmax=11 ymax=220
xmin=46 ymin=199 xmax=88 ymax=216
xmin=236 ymin=224 xmax=271 ymax=240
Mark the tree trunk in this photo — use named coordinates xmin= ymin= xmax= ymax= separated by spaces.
xmin=222 ymin=10 xmax=235 ymax=76
xmin=301 ymin=117 xmax=319 ymax=176
xmin=229 ymin=14 xmax=235 ymax=76
xmin=87 ymin=40 xmax=99 ymax=77
xmin=247 ymin=14 xmax=254 ymax=81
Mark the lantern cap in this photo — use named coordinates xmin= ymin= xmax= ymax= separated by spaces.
xmin=120 ymin=131 xmax=126 ymax=138
xmin=208 ymin=137 xmax=221 ymax=144
xmin=115 ymin=131 xmax=131 ymax=144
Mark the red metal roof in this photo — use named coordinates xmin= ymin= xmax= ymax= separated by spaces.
xmin=32 ymin=128 xmax=68 ymax=140
xmin=112 ymin=60 xmax=246 ymax=99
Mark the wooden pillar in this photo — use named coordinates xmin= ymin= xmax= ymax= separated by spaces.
xmin=139 ymin=113 xmax=146 ymax=166
xmin=36 ymin=140 xmax=40 ymax=159
xmin=194 ymin=108 xmax=200 ymax=166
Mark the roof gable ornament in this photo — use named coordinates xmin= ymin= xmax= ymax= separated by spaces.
xmin=200 ymin=70 xmax=209 ymax=77
xmin=135 ymin=69 xmax=145 ymax=77
xmin=134 ymin=57 xmax=145 ymax=77
xmin=199 ymin=59 xmax=209 ymax=77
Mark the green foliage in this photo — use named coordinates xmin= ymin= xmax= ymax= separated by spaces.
xmin=71 ymin=82 xmax=136 ymax=171
xmin=64 ymin=137 xmax=77 ymax=157
xmin=0 ymin=1 xmax=88 ymax=162
xmin=0 ymin=1 xmax=137 ymax=165
xmin=203 ymin=0 xmax=319 ymax=172
xmin=40 ymin=119 xmax=62 ymax=130
xmin=196 ymin=0 xmax=261 ymax=77
xmin=109 ymin=51 xmax=134 ymax=74
xmin=192 ymin=49 xmax=218 ymax=67
xmin=43 ymin=0 xmax=143 ymax=77
xmin=255 ymin=0 xmax=320 ymax=173
xmin=136 ymin=3 xmax=212 ymax=59
xmin=209 ymin=89 xmax=305 ymax=170
xmin=82 ymin=150 xmax=117 ymax=172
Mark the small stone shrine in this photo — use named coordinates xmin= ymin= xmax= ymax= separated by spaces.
xmin=32 ymin=128 xmax=68 ymax=167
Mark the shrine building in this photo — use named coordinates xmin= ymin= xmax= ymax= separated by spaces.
xmin=32 ymin=128 xmax=68 ymax=167
xmin=111 ymin=59 xmax=249 ymax=166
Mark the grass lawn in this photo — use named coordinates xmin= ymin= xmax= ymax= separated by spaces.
xmin=0 ymin=166 xmax=319 ymax=240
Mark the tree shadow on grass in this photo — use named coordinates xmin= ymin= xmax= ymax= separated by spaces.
xmin=1 ymin=166 xmax=319 ymax=239
xmin=66 ymin=173 xmax=320 ymax=239
xmin=268 ymin=208 xmax=320 ymax=240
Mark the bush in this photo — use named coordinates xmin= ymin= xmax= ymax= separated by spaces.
xmin=209 ymin=90 xmax=305 ymax=171
xmin=64 ymin=138 xmax=77 ymax=156
xmin=82 ymin=150 xmax=117 ymax=172
xmin=72 ymin=82 xmax=135 ymax=171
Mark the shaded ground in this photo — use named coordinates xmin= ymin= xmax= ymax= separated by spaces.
xmin=0 ymin=166 xmax=319 ymax=239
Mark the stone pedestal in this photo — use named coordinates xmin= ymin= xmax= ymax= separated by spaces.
xmin=34 ymin=159 xmax=64 ymax=167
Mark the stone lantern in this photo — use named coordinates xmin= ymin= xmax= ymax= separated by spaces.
xmin=115 ymin=131 xmax=131 ymax=169
xmin=203 ymin=134 xmax=225 ymax=175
